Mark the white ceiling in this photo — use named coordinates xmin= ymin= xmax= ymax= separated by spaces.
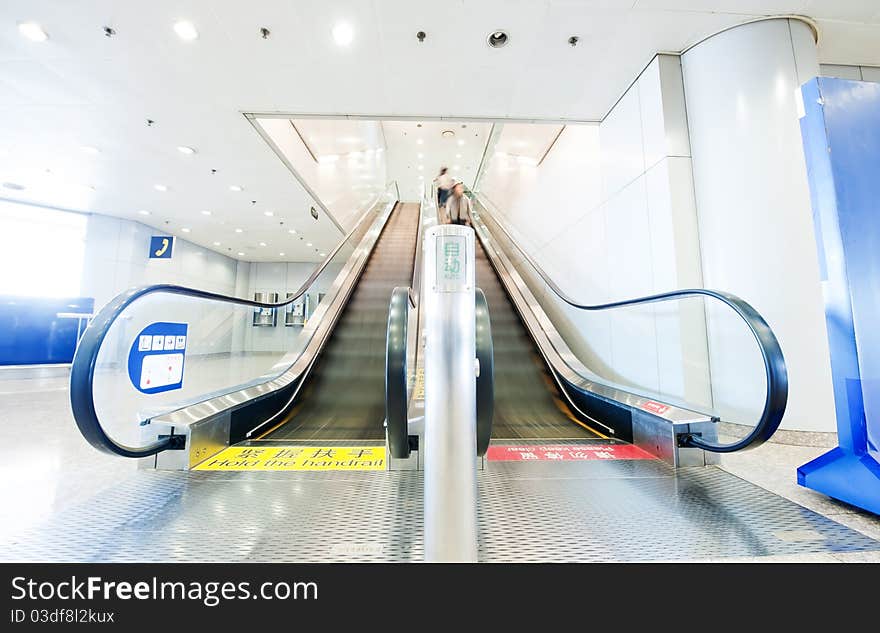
xmin=494 ymin=123 xmax=564 ymax=162
xmin=0 ymin=1 xmax=879 ymax=262
xmin=294 ymin=119 xmax=385 ymax=157
xmin=260 ymin=117 xmax=388 ymax=233
xmin=382 ymin=120 xmax=492 ymax=200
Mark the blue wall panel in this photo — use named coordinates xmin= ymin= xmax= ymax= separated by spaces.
xmin=0 ymin=296 xmax=94 ymax=365
xmin=798 ymin=77 xmax=880 ymax=515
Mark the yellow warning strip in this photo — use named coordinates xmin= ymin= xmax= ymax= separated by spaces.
xmin=194 ymin=445 xmax=386 ymax=471
xmin=544 ymin=372 xmax=610 ymax=440
xmin=554 ymin=398 xmax=610 ymax=440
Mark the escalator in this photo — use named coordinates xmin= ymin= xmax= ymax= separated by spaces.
xmin=474 ymin=241 xmax=603 ymax=440
xmin=469 ymin=193 xmax=788 ymax=456
xmin=260 ymin=203 xmax=418 ymax=441
xmin=69 ymin=188 xmax=421 ymax=463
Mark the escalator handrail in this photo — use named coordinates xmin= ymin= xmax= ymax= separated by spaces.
xmin=475 ymin=288 xmax=494 ymax=457
xmin=472 ymin=195 xmax=788 ymax=453
xmin=409 ymin=196 xmax=426 ymax=308
xmin=70 ymin=188 xmax=399 ymax=458
xmin=385 ymin=287 xmax=410 ymax=459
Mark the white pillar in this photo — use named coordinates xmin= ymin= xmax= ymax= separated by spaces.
xmin=681 ymin=18 xmax=836 ymax=434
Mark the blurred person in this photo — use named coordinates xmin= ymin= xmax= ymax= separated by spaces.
xmin=434 ymin=167 xmax=454 ymax=210
xmin=445 ymin=181 xmax=472 ymax=226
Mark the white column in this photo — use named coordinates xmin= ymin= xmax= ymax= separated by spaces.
xmin=682 ymin=18 xmax=836 ymax=433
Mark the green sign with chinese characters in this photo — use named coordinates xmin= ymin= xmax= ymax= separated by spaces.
xmin=436 ymin=234 xmax=467 ymax=291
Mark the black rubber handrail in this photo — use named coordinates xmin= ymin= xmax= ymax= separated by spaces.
xmin=474 ymin=198 xmax=788 ymax=453
xmin=386 ymin=286 xmax=494 ymax=459
xmin=385 ymin=287 xmax=410 ymax=459
xmin=71 ymin=194 xmax=397 ymax=458
xmin=475 ymin=288 xmax=494 ymax=456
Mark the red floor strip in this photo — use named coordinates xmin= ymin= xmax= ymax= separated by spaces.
xmin=486 ymin=444 xmax=654 ymax=462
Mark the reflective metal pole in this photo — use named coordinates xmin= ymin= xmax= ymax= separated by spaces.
xmin=423 ymin=224 xmax=478 ymax=562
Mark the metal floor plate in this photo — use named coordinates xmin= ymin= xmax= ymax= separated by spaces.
xmin=3 ymin=459 xmax=878 ymax=562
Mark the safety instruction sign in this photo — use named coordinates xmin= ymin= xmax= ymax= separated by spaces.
xmin=194 ymin=446 xmax=387 ymax=471
xmin=486 ymin=444 xmax=654 ymax=462
xmin=640 ymin=400 xmax=671 ymax=416
xmin=413 ymin=367 xmax=424 ymax=400
xmin=127 ymin=322 xmax=187 ymax=394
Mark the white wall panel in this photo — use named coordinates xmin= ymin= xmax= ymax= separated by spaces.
xmin=657 ymin=55 xmax=692 ymax=158
xmin=682 ymin=18 xmax=835 ymax=432
xmin=243 ymin=261 xmax=317 ymax=353
xmin=478 ymin=54 xmax=708 ymax=410
xmin=863 ymin=66 xmax=880 ymax=82
xmin=638 ymin=58 xmax=668 ymax=171
xmin=82 ymin=214 xmax=239 ymax=312
xmin=821 ymin=64 xmax=880 ymax=82
xmin=600 ymin=86 xmax=646 ymax=200
xmin=820 ymin=63 xmax=864 ymax=80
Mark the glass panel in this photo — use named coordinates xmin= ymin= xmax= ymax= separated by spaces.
xmin=472 ymin=201 xmax=770 ymax=441
xmin=85 ymin=186 xmax=396 ymax=451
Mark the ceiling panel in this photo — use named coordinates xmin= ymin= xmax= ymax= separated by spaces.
xmin=494 ymin=123 xmax=564 ymax=161
xmin=382 ymin=120 xmax=492 ymax=200
xmin=292 ymin=119 xmax=385 ymax=157
xmin=0 ymin=0 xmax=878 ymax=263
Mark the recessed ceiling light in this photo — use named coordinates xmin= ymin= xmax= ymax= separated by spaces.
xmin=306 ymin=242 xmax=313 ymax=247
xmin=237 ymin=252 xmax=244 ymax=257
xmin=259 ymin=242 xmax=267 ymax=247
xmin=177 ymin=145 xmax=196 ymax=155
xmin=181 ymin=227 xmax=191 ymax=233
xmin=138 ymin=210 xmax=150 ymax=216
xmin=416 ymin=139 xmax=424 ymax=145
xmin=417 ymin=153 xmax=424 ymax=159
xmin=455 ymin=153 xmax=462 ymax=159
xmin=154 ymin=184 xmax=167 ymax=192
xmin=319 ymin=252 xmax=326 ymax=257
xmin=457 ymin=139 xmax=465 ymax=146
xmin=264 ymin=210 xmax=274 ymax=217
xmin=2 ymin=182 xmax=25 ymax=191
xmin=18 ymin=22 xmax=48 ymax=42
xmin=332 ymin=22 xmax=354 ymax=46
xmin=235 ymin=228 xmax=243 ymax=233
xmin=213 ymin=241 xmax=221 ymax=246
xmin=81 ymin=145 xmax=100 ymax=155
xmin=418 ymin=175 xmax=424 ymax=180
xmin=417 ymin=165 xmax=424 ymax=171
xmin=279 ymin=252 xmax=285 ymax=257
xmin=229 ymin=185 xmax=243 ymax=192
xmin=288 ymin=229 xmax=297 ymax=235
xmin=487 ymin=30 xmax=510 ymax=49
xmin=453 ymin=165 xmax=460 ymax=170
xmin=173 ymin=20 xmax=198 ymax=41
xmin=201 ymin=210 xmax=211 ymax=215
